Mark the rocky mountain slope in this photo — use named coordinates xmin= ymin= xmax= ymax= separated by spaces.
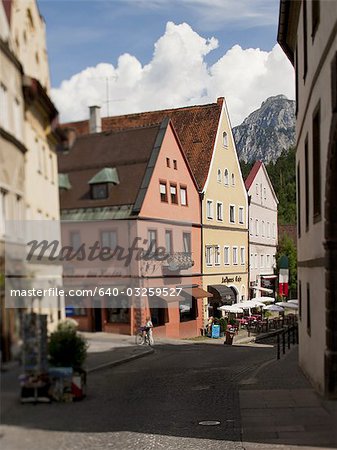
xmin=232 ymin=94 xmax=295 ymax=163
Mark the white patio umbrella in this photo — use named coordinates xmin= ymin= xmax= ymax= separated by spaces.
xmin=276 ymin=301 xmax=298 ymax=309
xmin=219 ymin=305 xmax=244 ymax=314
xmin=238 ymin=300 xmax=265 ymax=309
xmin=263 ymin=304 xmax=284 ymax=312
xmin=288 ymin=299 xmax=298 ymax=304
xmin=254 ymin=296 xmax=275 ymax=303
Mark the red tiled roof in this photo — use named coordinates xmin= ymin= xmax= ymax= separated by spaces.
xmin=245 ymin=160 xmax=263 ymax=190
xmin=62 ymin=99 xmax=224 ymax=189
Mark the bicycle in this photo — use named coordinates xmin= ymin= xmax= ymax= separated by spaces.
xmin=135 ymin=326 xmax=154 ymax=346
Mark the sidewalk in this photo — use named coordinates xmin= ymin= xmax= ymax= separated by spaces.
xmin=239 ymin=346 xmax=337 ymax=449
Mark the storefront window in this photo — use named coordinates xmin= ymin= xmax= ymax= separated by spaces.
xmin=179 ymin=297 xmax=197 ymax=322
xmin=106 ymin=296 xmax=130 ymax=323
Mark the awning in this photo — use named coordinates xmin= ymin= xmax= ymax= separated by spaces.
xmin=192 ymin=287 xmax=213 ymax=299
xmin=207 ymin=285 xmax=236 ymax=304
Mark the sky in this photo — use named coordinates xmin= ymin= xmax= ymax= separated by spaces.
xmin=38 ymin=0 xmax=295 ymax=126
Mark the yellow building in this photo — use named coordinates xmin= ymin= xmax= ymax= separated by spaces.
xmin=201 ymin=100 xmax=249 ymax=320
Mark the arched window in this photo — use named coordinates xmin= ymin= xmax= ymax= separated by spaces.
xmin=223 ymin=131 xmax=228 ymax=147
xmin=231 ymin=173 xmax=235 ymax=185
xmin=224 ymin=169 xmax=229 ymax=185
xmin=217 ymin=168 xmax=222 ymax=183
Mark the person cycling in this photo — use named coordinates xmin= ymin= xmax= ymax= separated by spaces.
xmin=143 ymin=316 xmax=153 ymax=344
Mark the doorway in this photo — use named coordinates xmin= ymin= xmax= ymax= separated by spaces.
xmin=93 ymin=300 xmax=102 ymax=332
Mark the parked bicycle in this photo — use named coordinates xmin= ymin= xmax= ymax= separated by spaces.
xmin=135 ymin=326 xmax=154 ymax=346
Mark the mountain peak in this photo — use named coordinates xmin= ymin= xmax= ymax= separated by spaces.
xmin=233 ymin=95 xmax=295 ymax=163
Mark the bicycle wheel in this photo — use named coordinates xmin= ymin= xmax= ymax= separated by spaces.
xmin=135 ymin=333 xmax=144 ymax=345
xmin=149 ymin=335 xmax=154 ymax=346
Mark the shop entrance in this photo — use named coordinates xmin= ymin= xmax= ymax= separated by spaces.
xmin=93 ymin=300 xmax=102 ymax=332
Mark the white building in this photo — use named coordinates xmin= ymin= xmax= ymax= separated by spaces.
xmin=245 ymin=161 xmax=278 ymax=298
xmin=278 ymin=0 xmax=337 ymax=397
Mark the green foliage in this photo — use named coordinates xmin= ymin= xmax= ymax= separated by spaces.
xmin=276 ymin=234 xmax=298 ymax=297
xmin=218 ymin=317 xmax=228 ymax=333
xmin=265 ymin=148 xmax=296 ymax=225
xmin=48 ymin=321 xmax=88 ymax=370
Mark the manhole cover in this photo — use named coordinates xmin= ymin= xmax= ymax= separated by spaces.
xmin=198 ymin=420 xmax=221 ymax=426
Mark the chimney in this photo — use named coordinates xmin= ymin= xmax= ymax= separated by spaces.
xmin=89 ymin=105 xmax=102 ymax=133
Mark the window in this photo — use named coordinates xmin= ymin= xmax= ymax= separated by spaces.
xmin=231 ymin=173 xmax=235 ymax=186
xmin=50 ymin=154 xmax=54 ymax=183
xmin=312 ymin=103 xmax=321 ymax=220
xmin=180 ymin=186 xmax=187 ymax=206
xmin=256 ymin=183 xmax=259 ymax=195
xmin=240 ymin=247 xmax=245 ymax=265
xmin=173 ymin=160 xmax=177 ymax=170
xmin=311 ymin=0 xmax=320 ymax=38
xmin=255 ymin=254 xmax=258 ymax=268
xmin=307 ymin=282 xmax=311 ymax=335
xmin=206 ymin=245 xmax=213 ymax=266
xmin=216 ymin=202 xmax=223 ymax=221
xmin=0 ymin=189 xmax=7 ymax=236
xmin=13 ymin=99 xmax=22 ymax=140
xmin=165 ymin=230 xmax=173 ymax=254
xmin=179 ymin=298 xmax=197 ymax=322
xmin=150 ymin=298 xmax=169 ymax=327
xmin=303 ymin=0 xmax=308 ymax=79
xmin=166 ymin=158 xmax=170 ymax=168
xmin=263 ymin=187 xmax=266 ymax=200
xmin=238 ymin=207 xmax=244 ymax=224
xmin=272 ymin=223 xmax=276 ymax=239
xmin=183 ymin=232 xmax=191 ymax=253
xmin=206 ymin=200 xmax=214 ymax=219
xmin=255 ymin=219 xmax=259 ymax=236
xmin=224 ymin=169 xmax=229 ymax=186
xmin=229 ymin=205 xmax=235 ymax=223
xmin=170 ymin=184 xmax=178 ymax=204
xmin=214 ymin=245 xmax=220 ymax=265
xmin=223 ymin=131 xmax=228 ymax=147
xmin=0 ymin=84 xmax=9 ymax=130
xmin=160 ymin=182 xmax=168 ymax=202
xmin=217 ymin=169 xmax=222 ymax=183
xmin=233 ymin=246 xmax=238 ymax=265
xmin=305 ymin=136 xmax=309 ymax=230
xmin=297 ymin=162 xmax=301 ymax=237
xmin=266 ymin=254 xmax=270 ymax=268
xmin=101 ymin=230 xmax=117 ymax=250
xmin=249 ymin=218 xmax=253 ymax=235
xmin=260 ymin=254 xmax=264 ymax=268
xmin=147 ymin=229 xmax=157 ymax=253
xmin=267 ymin=222 xmax=270 ymax=238
xmin=224 ymin=246 xmax=230 ymax=265
xmin=262 ymin=220 xmax=265 ymax=237
xmin=70 ymin=231 xmax=81 ymax=251
xmin=106 ymin=296 xmax=130 ymax=323
xmin=67 ymin=295 xmax=86 ymax=317
xmin=91 ymin=183 xmax=108 ymax=199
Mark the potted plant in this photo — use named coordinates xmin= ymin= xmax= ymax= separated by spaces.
xmin=219 ymin=317 xmax=228 ymax=337
xmin=48 ymin=320 xmax=88 ymax=401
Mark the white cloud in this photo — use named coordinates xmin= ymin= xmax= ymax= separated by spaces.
xmin=52 ymin=21 xmax=294 ymax=127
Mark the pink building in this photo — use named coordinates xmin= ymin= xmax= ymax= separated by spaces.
xmin=58 ymin=115 xmax=210 ymax=338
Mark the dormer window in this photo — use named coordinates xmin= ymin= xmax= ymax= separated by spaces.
xmin=223 ymin=131 xmax=228 ymax=147
xmin=91 ymin=183 xmax=108 ymax=199
xmin=88 ymin=167 xmax=119 ymax=200
xmin=58 ymin=173 xmax=72 ymax=191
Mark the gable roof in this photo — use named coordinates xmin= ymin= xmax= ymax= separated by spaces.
xmin=62 ymin=98 xmax=224 ymax=189
xmin=58 ymin=122 xmax=164 ymax=214
xmin=245 ymin=161 xmax=263 ymax=190
xmin=245 ymin=160 xmax=278 ymax=203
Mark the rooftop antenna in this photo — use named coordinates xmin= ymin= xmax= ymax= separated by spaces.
xmin=88 ymin=75 xmax=125 ymax=117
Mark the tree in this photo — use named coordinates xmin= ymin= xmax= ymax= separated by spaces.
xmin=276 ymin=234 xmax=297 ymax=298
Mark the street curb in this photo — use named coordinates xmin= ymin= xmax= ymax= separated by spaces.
xmin=87 ymin=348 xmax=155 ymax=374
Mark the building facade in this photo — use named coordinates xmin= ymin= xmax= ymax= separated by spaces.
xmin=245 ymin=161 xmax=278 ymax=298
xmin=278 ymin=0 xmax=337 ymax=397
xmin=58 ymin=113 xmax=209 ymax=338
xmin=0 ymin=0 xmax=26 ymax=361
xmin=63 ymin=98 xmax=249 ymax=326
